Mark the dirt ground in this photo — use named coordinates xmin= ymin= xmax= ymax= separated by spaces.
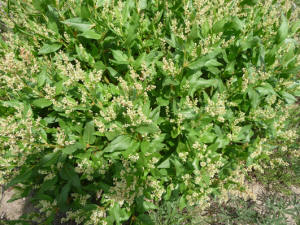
xmin=0 ymin=186 xmax=29 ymax=220
xmin=0 ymin=186 xmax=76 ymax=225
xmin=1 ymin=184 xmax=299 ymax=225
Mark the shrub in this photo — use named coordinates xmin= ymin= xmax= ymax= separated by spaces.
xmin=0 ymin=0 xmax=299 ymax=224
xmin=252 ymin=104 xmax=300 ymax=194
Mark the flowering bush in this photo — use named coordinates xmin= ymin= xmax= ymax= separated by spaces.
xmin=0 ymin=0 xmax=299 ymax=224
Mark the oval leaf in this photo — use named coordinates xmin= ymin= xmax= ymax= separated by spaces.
xmin=104 ymin=135 xmax=132 ymax=153
xmin=78 ymin=29 xmax=102 ymax=40
xmin=38 ymin=43 xmax=62 ymax=55
xmin=32 ymin=98 xmax=52 ymax=108
xmin=61 ymin=18 xmax=93 ymax=32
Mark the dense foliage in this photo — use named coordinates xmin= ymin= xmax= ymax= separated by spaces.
xmin=0 ymin=0 xmax=299 ymax=224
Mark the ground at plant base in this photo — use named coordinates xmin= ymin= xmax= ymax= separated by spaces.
xmin=1 ymin=183 xmax=299 ymax=225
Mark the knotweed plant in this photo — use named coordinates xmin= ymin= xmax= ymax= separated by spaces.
xmin=0 ymin=0 xmax=299 ymax=224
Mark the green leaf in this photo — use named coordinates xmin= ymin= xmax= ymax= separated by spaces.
xmin=212 ymin=20 xmax=226 ymax=33
xmin=138 ymin=0 xmax=147 ymax=9
xmin=157 ymin=158 xmax=170 ymax=169
xmin=163 ymin=77 xmax=179 ymax=87
xmin=137 ymin=214 xmax=155 ymax=225
xmin=58 ymin=181 xmax=71 ymax=205
xmin=46 ymin=5 xmax=59 ymax=33
xmin=96 ymin=0 xmax=110 ymax=7
xmin=291 ymin=20 xmax=300 ymax=35
xmin=171 ymin=159 xmax=185 ymax=176
xmin=176 ymin=141 xmax=187 ymax=153
xmin=83 ymin=121 xmax=95 ymax=145
xmin=188 ymin=23 xmax=200 ymax=40
xmin=191 ymin=78 xmax=218 ymax=88
xmin=7 ymin=167 xmax=33 ymax=187
xmin=39 ymin=177 xmax=57 ymax=193
xmin=189 ymin=75 xmax=219 ymax=95
xmin=62 ymin=143 xmax=82 ymax=155
xmin=225 ymin=61 xmax=235 ymax=74
xmin=143 ymin=201 xmax=157 ymax=210
xmin=150 ymin=107 xmax=161 ymax=122
xmin=235 ymin=125 xmax=253 ymax=142
xmin=136 ymin=124 xmax=160 ymax=134
xmin=105 ymin=130 xmax=120 ymax=141
xmin=95 ymin=61 xmax=106 ymax=70
xmin=122 ymin=142 xmax=140 ymax=158
xmin=76 ymin=45 xmax=95 ymax=66
xmin=277 ymin=15 xmax=288 ymax=43
xmin=178 ymin=109 xmax=197 ymax=119
xmin=248 ymin=88 xmax=260 ymax=108
xmin=109 ymin=203 xmax=130 ymax=225
xmin=239 ymin=36 xmax=260 ymax=51
xmin=60 ymin=164 xmax=81 ymax=190
xmin=61 ymin=17 xmax=93 ymax=32
xmin=41 ymin=151 xmax=60 ymax=167
xmin=171 ymin=127 xmax=180 ymax=138
xmin=216 ymin=137 xmax=230 ymax=148
xmin=207 ymin=66 xmax=221 ymax=75
xmin=32 ymin=98 xmax=52 ymax=108
xmin=124 ymin=23 xmax=138 ymax=47
xmin=104 ymin=135 xmax=132 ymax=153
xmin=199 ymin=131 xmax=216 ymax=143
xmin=107 ymin=66 xmax=118 ymax=78
xmin=201 ymin=20 xmax=210 ymax=38
xmin=38 ymin=43 xmax=62 ymax=55
xmin=188 ymin=58 xmax=206 ymax=70
xmin=133 ymin=53 xmax=146 ymax=68
xmin=179 ymin=195 xmax=186 ymax=210
xmin=204 ymin=59 xmax=223 ymax=67
xmin=201 ymin=170 xmax=211 ymax=185
xmin=281 ymin=91 xmax=296 ymax=104
xmin=55 ymin=81 xmax=63 ymax=95
xmin=111 ymin=50 xmax=129 ymax=64
xmin=231 ymin=17 xmax=244 ymax=31
xmin=78 ymin=29 xmax=102 ymax=39
xmin=37 ymin=68 xmax=47 ymax=87
xmin=256 ymin=83 xmax=276 ymax=96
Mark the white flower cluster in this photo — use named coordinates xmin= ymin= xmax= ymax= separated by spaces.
xmin=205 ymin=94 xmax=226 ymax=122
xmin=61 ymin=209 xmax=85 ymax=224
xmin=178 ymin=152 xmax=188 ymax=162
xmin=85 ymin=208 xmax=107 ymax=225
xmin=147 ymin=178 xmax=165 ymax=201
xmin=75 ymin=158 xmax=94 ymax=180
xmin=162 ymin=57 xmax=177 ymax=76
xmin=38 ymin=200 xmax=57 ymax=217
xmin=71 ymin=193 xmax=91 ymax=206
xmin=55 ymin=52 xmax=85 ymax=86
xmin=105 ymin=162 xmax=142 ymax=207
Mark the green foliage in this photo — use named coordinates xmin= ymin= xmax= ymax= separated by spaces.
xmin=150 ymin=192 xmax=300 ymax=225
xmin=0 ymin=0 xmax=299 ymax=224
xmin=254 ymin=106 xmax=300 ymax=194
xmin=149 ymin=199 xmax=195 ymax=225
xmin=206 ymin=194 xmax=300 ymax=225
